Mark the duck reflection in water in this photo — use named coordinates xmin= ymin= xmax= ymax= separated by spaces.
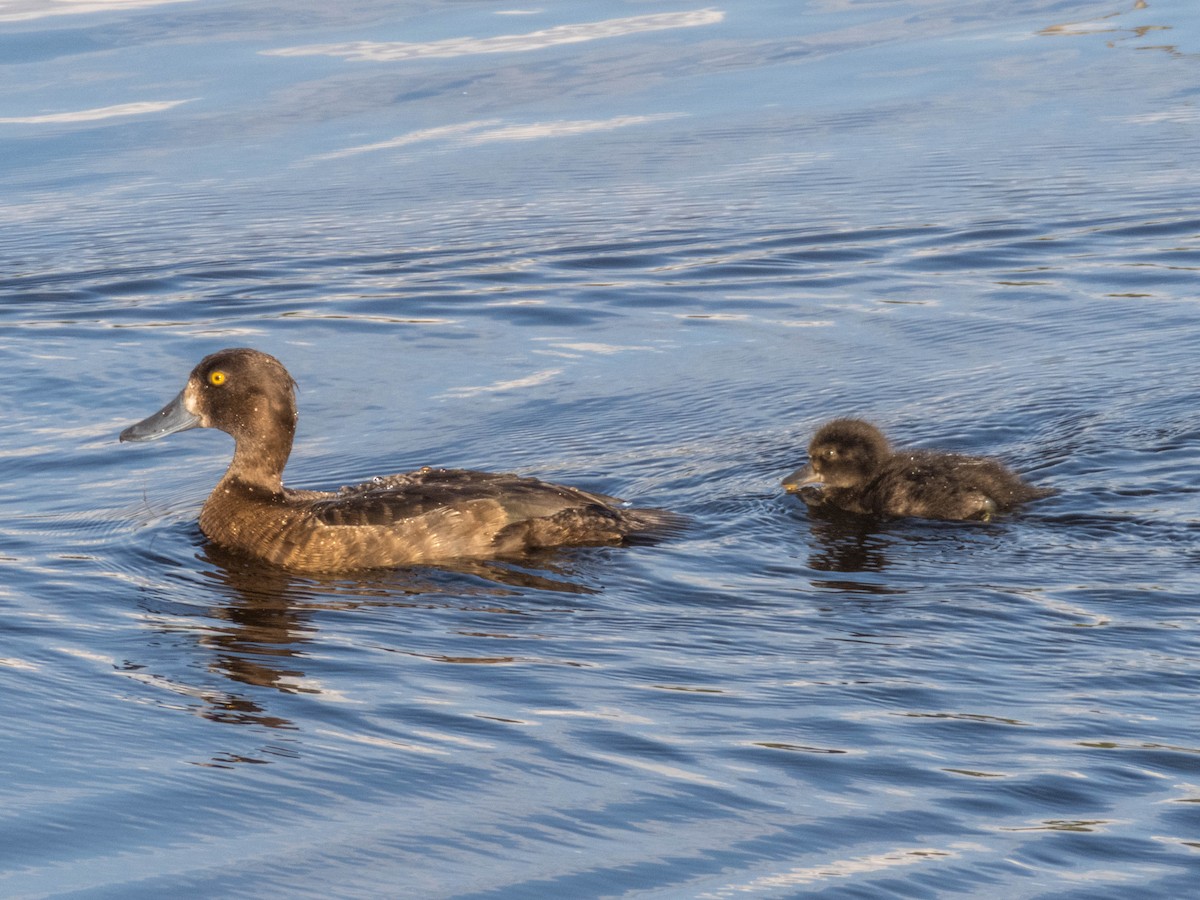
xmin=194 ymin=541 xmax=602 ymax=695
xmin=804 ymin=513 xmax=891 ymax=576
xmin=196 ymin=543 xmax=324 ymax=704
xmin=148 ymin=539 xmax=607 ymax=741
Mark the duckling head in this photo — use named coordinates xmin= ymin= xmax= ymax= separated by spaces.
xmin=783 ymin=418 xmax=890 ymax=495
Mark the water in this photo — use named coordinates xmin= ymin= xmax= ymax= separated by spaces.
xmin=3 ymin=0 xmax=1200 ymax=896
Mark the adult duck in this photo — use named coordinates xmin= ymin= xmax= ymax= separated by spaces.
xmin=121 ymin=348 xmax=675 ymax=572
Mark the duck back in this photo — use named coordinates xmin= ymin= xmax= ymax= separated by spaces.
xmin=857 ymin=451 xmax=1053 ymax=521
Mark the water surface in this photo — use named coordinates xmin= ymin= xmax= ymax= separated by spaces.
xmin=3 ymin=0 xmax=1200 ymax=896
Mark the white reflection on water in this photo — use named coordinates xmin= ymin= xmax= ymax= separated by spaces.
xmin=0 ymin=99 xmax=192 ymax=124
xmin=0 ymin=0 xmax=195 ymax=23
xmin=316 ymin=113 xmax=684 ymax=161
xmin=1127 ymin=107 xmax=1200 ymax=124
xmin=1037 ymin=0 xmax=1153 ymax=38
xmin=441 ymin=369 xmax=562 ymax=398
xmin=703 ymin=846 xmax=962 ymax=896
xmin=536 ymin=341 xmax=658 ymax=357
xmin=265 ymin=8 xmax=725 ymax=62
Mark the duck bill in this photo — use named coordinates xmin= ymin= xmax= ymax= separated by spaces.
xmin=782 ymin=463 xmax=823 ymax=494
xmin=119 ymin=389 xmax=201 ymax=443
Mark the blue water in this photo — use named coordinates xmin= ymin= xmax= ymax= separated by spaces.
xmin=3 ymin=1 xmax=1200 ymax=896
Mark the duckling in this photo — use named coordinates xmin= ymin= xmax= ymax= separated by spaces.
xmin=783 ymin=418 xmax=1052 ymax=522
xmin=120 ymin=348 xmax=676 ymax=572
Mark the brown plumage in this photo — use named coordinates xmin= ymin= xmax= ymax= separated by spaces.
xmin=120 ymin=348 xmax=676 ymax=572
xmin=783 ymin=418 xmax=1053 ymax=522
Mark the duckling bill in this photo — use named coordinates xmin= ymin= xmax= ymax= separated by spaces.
xmin=120 ymin=348 xmax=676 ymax=572
xmin=783 ymin=418 xmax=1052 ymax=522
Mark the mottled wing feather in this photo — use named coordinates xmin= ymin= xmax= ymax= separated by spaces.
xmin=869 ymin=452 xmax=1044 ymax=518
xmin=309 ymin=468 xmax=623 ymax=529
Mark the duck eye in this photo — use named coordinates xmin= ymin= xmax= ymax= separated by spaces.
xmin=208 ymin=370 xmax=228 ymax=387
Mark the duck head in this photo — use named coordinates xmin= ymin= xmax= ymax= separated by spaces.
xmin=120 ymin=348 xmax=298 ymax=491
xmin=783 ymin=418 xmax=890 ymax=496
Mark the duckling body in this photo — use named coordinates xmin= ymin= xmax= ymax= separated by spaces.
xmin=783 ymin=418 xmax=1052 ymax=522
xmin=121 ymin=348 xmax=673 ymax=572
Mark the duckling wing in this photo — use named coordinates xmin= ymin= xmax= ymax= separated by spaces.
xmin=871 ymin=452 xmax=1041 ymax=520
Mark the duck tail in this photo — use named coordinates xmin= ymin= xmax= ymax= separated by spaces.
xmin=620 ymin=506 xmax=688 ymax=540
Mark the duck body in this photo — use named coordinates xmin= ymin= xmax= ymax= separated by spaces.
xmin=783 ymin=418 xmax=1052 ymax=522
xmin=121 ymin=348 xmax=674 ymax=572
xmin=198 ymin=467 xmax=657 ymax=572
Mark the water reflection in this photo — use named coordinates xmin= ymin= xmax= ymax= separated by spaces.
xmin=0 ymin=100 xmax=191 ymax=125
xmin=1038 ymin=0 xmax=1150 ymax=38
xmin=196 ymin=547 xmax=324 ymax=699
xmin=265 ymin=9 xmax=725 ymax=63
xmin=0 ymin=0 xmax=195 ymax=24
xmin=316 ymin=114 xmax=683 ymax=162
xmin=159 ymin=544 xmax=599 ymax=718
xmin=1036 ymin=0 xmax=1197 ymax=60
xmin=804 ymin=512 xmax=892 ymax=576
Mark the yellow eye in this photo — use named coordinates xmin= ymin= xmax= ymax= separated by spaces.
xmin=208 ymin=370 xmax=227 ymax=387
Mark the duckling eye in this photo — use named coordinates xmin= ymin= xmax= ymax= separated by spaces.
xmin=208 ymin=370 xmax=228 ymax=387
xmin=824 ymin=448 xmax=837 ymax=460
